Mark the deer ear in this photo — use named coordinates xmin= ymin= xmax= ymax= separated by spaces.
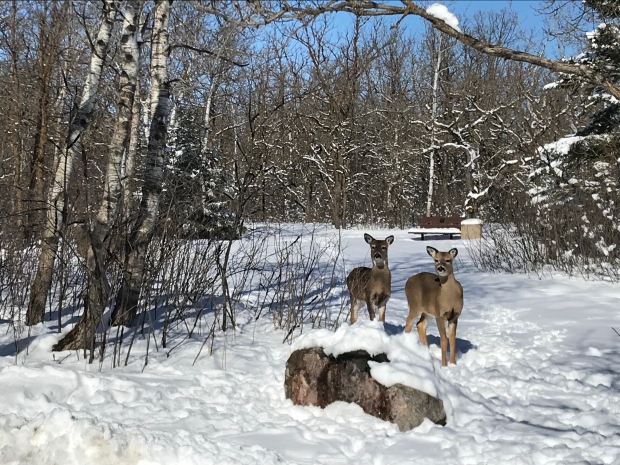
xmin=385 ymin=235 xmax=394 ymax=245
xmin=426 ymin=246 xmax=438 ymax=258
xmin=449 ymin=248 xmax=458 ymax=258
xmin=364 ymin=233 xmax=374 ymax=244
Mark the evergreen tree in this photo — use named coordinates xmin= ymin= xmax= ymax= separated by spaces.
xmin=165 ymin=101 xmax=239 ymax=239
xmin=527 ymin=1 xmax=620 ymax=268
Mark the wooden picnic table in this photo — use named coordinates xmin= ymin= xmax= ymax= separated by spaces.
xmin=408 ymin=216 xmax=464 ymax=240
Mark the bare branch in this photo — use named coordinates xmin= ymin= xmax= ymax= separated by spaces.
xmin=239 ymin=0 xmax=620 ymax=99
xmin=169 ymin=43 xmax=248 ymax=67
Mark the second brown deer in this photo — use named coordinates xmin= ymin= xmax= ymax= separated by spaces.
xmin=347 ymin=233 xmax=394 ymax=324
xmin=404 ymin=246 xmax=463 ymax=366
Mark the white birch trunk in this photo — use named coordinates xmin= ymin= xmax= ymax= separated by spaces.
xmin=202 ymin=76 xmax=217 ymax=153
xmin=426 ymin=33 xmax=442 ymax=218
xmin=54 ymin=0 xmax=142 ymax=351
xmin=26 ymin=0 xmax=117 ymax=326
xmin=123 ymin=53 xmax=143 ymax=194
xmin=112 ymin=0 xmax=172 ymax=327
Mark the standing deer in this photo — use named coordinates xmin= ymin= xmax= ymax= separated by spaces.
xmin=347 ymin=233 xmax=394 ymax=324
xmin=404 ymin=246 xmax=463 ymax=366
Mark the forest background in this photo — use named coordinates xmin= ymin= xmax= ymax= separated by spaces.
xmin=0 ymin=0 xmax=619 ymax=356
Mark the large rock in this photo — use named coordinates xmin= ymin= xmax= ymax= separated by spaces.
xmin=285 ymin=348 xmax=446 ymax=431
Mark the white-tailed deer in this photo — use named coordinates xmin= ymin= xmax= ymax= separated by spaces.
xmin=404 ymin=246 xmax=463 ymax=366
xmin=347 ymin=233 xmax=394 ymax=324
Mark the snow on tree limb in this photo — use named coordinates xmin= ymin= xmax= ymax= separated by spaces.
xmin=228 ymin=1 xmax=620 ymax=100
xmin=425 ymin=3 xmax=461 ymax=33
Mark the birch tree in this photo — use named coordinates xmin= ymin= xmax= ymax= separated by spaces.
xmin=426 ymin=30 xmax=444 ymax=217
xmin=26 ymin=0 xmax=117 ymax=326
xmin=112 ymin=0 xmax=172 ymax=327
xmin=54 ymin=0 xmax=142 ymax=352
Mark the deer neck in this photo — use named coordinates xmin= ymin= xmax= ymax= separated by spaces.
xmin=438 ymin=272 xmax=456 ymax=287
xmin=372 ymin=261 xmax=390 ymax=274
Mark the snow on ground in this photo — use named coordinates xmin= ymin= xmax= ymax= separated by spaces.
xmin=1 ymin=225 xmax=620 ymax=464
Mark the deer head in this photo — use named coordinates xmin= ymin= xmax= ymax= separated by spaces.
xmin=364 ymin=233 xmax=394 ymax=269
xmin=426 ymin=246 xmax=458 ymax=277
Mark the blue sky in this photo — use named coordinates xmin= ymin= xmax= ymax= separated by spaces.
xmin=450 ymin=1 xmax=555 ymax=52
xmin=450 ymin=1 xmax=547 ymax=35
xmin=448 ymin=1 xmax=588 ymax=57
xmin=450 ymin=0 xmax=543 ymax=21
xmin=326 ymin=1 xmax=580 ymax=59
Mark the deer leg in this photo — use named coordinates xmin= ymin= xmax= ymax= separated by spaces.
xmin=350 ymin=298 xmax=359 ymax=324
xmin=404 ymin=308 xmax=416 ymax=333
xmin=377 ymin=305 xmax=386 ymax=322
xmin=379 ymin=305 xmax=385 ymax=323
xmin=436 ymin=316 xmax=448 ymax=366
xmin=448 ymin=317 xmax=458 ymax=365
xmin=416 ymin=313 xmax=428 ymax=346
xmin=366 ymin=300 xmax=376 ymax=321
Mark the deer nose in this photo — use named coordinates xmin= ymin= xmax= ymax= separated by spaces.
xmin=437 ymin=265 xmax=446 ymax=273
xmin=373 ymin=253 xmax=382 ymax=260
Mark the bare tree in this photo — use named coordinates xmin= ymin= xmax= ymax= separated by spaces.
xmin=425 ymin=28 xmax=448 ymax=217
xmin=26 ymin=0 xmax=117 ymax=326
xmin=254 ymin=1 xmax=620 ymax=99
xmin=295 ymin=17 xmax=386 ymax=228
xmin=26 ymin=0 xmax=71 ymax=239
xmin=5 ymin=0 xmax=25 ymax=232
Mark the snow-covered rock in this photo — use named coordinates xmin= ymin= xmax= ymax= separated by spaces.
xmin=284 ymin=347 xmax=446 ymax=431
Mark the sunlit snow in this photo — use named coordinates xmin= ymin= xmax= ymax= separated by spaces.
xmin=1 ymin=226 xmax=620 ymax=464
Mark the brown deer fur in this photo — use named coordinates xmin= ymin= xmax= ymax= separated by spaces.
xmin=404 ymin=246 xmax=463 ymax=366
xmin=347 ymin=234 xmax=394 ymax=324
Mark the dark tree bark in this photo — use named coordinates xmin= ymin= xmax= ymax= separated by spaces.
xmin=8 ymin=0 xmax=24 ymax=234
xmin=26 ymin=0 xmax=70 ymax=239
xmin=26 ymin=0 xmax=117 ymax=326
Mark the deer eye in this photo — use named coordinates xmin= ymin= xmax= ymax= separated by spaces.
xmin=381 ymin=246 xmax=386 ymax=250
xmin=434 ymin=260 xmax=439 ymax=263
xmin=446 ymin=259 xmax=451 ymax=263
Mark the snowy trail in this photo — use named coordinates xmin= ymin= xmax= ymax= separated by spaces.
xmin=441 ymin=303 xmax=620 ymax=464
xmin=1 ymin=227 xmax=620 ymax=464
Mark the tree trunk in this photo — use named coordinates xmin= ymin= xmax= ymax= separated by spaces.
xmin=331 ymin=149 xmax=346 ymax=229
xmin=464 ymin=172 xmax=477 ymax=218
xmin=9 ymin=0 xmax=24 ymax=234
xmin=28 ymin=84 xmax=51 ymax=238
xmin=26 ymin=0 xmax=117 ymax=326
xmin=464 ymin=147 xmax=478 ymax=218
xmin=305 ymin=181 xmax=313 ymax=222
xmin=54 ymin=0 xmax=141 ymax=351
xmin=112 ymin=0 xmax=172 ymax=327
xmin=25 ymin=0 xmax=70 ymax=239
xmin=202 ymin=75 xmax=217 ymax=153
xmin=121 ymin=70 xmax=143 ymax=226
xmin=426 ymin=32 xmax=442 ymax=218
